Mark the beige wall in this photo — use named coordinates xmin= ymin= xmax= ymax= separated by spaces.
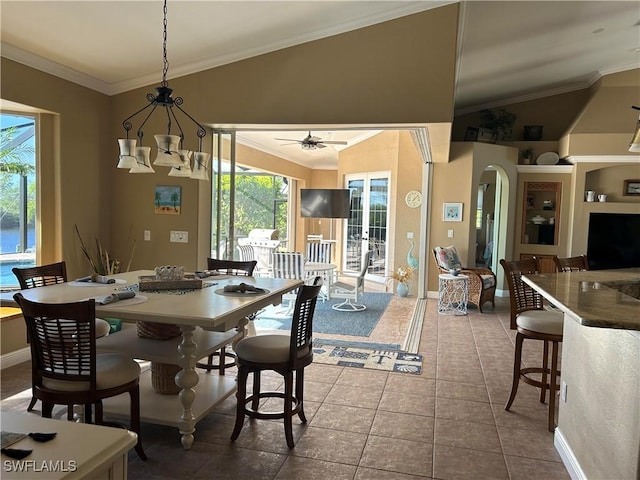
xmin=559 ymin=319 xmax=640 ymax=480
xmin=1 ymin=314 xmax=27 ymax=354
xmin=1 ymin=59 xmax=112 ymax=279
xmin=106 ymin=5 xmax=459 ymax=272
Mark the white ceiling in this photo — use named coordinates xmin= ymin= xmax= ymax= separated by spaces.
xmin=2 ymin=0 xmax=639 ymax=168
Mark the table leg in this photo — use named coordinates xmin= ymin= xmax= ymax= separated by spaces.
xmin=176 ymin=325 xmax=199 ymax=449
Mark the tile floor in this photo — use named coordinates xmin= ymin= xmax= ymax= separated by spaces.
xmin=1 ymin=295 xmax=570 ymax=479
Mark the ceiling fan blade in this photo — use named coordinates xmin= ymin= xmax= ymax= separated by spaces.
xmin=316 ymin=143 xmax=327 ymax=149
xmin=319 ymin=140 xmax=348 ymax=145
xmin=278 ymin=142 xmax=300 ymax=146
xmin=274 ymin=138 xmax=302 ymax=142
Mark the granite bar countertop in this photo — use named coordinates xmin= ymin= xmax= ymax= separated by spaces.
xmin=522 ymin=268 xmax=640 ymax=331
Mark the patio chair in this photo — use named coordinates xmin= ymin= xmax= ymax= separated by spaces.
xmin=271 ymin=252 xmax=305 ymax=313
xmin=432 ymin=246 xmax=496 ymax=313
xmin=329 ymin=250 xmax=372 ymax=311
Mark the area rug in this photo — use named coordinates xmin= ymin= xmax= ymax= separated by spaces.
xmin=313 ymin=339 xmax=423 ymax=375
xmin=254 ymin=292 xmax=393 ymax=337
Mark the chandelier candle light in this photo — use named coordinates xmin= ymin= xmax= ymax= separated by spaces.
xmin=117 ymin=0 xmax=210 ymax=180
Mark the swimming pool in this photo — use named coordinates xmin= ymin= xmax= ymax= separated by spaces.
xmin=0 ymin=258 xmax=35 ymax=287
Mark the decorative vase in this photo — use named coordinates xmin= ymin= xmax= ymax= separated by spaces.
xmin=396 ymin=282 xmax=409 ymax=297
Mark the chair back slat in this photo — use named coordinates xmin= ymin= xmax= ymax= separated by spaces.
xmin=12 ymin=261 xmax=68 ymax=289
xmin=290 ymin=277 xmax=322 ymax=368
xmin=554 ymin=255 xmax=589 ymax=272
xmin=14 ymin=293 xmax=97 ymax=390
xmin=207 ymin=258 xmax=257 ymax=276
xmin=271 ymin=252 xmax=305 ymax=280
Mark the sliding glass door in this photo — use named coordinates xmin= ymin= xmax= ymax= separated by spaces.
xmin=211 ymin=130 xmax=290 ymax=260
xmin=344 ymin=172 xmax=390 ymax=282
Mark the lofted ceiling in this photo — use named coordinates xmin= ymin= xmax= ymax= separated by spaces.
xmin=1 ymin=1 xmax=638 ymax=168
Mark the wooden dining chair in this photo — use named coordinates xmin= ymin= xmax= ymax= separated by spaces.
xmin=13 ymin=293 xmax=146 ymax=460
xmin=500 ymin=258 xmax=564 ymax=432
xmin=231 ymin=277 xmax=322 ymax=448
xmin=553 ymin=255 xmax=589 ymax=272
xmin=196 ymin=258 xmax=258 ymax=374
xmin=12 ymin=261 xmax=111 ymax=413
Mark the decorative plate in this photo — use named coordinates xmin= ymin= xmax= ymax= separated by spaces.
xmin=536 ymin=152 xmax=559 ymax=165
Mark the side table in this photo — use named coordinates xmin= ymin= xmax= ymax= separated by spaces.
xmin=438 ymin=274 xmax=469 ymax=315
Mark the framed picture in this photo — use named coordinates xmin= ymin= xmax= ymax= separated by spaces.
xmin=443 ymin=203 xmax=463 ymax=222
xmin=155 ymin=185 xmax=182 ymax=215
xmin=623 ymin=179 xmax=640 ymax=196
xmin=464 ymin=127 xmax=479 ymax=142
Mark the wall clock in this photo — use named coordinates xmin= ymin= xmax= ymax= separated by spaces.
xmin=405 ymin=190 xmax=422 ymax=208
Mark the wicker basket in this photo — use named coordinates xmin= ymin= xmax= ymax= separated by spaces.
xmin=136 ymin=321 xmax=181 ymax=340
xmin=151 ymin=362 xmax=181 ymax=395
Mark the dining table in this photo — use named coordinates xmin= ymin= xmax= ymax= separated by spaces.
xmin=303 ymin=262 xmax=336 ymax=301
xmin=2 ymin=269 xmax=302 ymax=450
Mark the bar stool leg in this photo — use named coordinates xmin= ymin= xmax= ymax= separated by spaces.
xmin=549 ymin=341 xmax=560 ymax=432
xmin=540 ymin=340 xmax=549 ymax=403
xmin=505 ymin=333 xmax=524 ymax=411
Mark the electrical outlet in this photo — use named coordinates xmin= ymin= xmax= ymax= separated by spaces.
xmin=144 ymin=230 xmax=151 ymax=241
xmin=448 ymin=229 xmax=454 ymax=238
xmin=561 ymin=381 xmax=567 ymax=402
xmin=170 ymin=231 xmax=188 ymax=243
xmin=407 ymin=232 xmax=414 ymax=239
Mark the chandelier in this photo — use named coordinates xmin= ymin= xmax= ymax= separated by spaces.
xmin=116 ymin=0 xmax=210 ymax=180
xmin=629 ymin=106 xmax=640 ymax=153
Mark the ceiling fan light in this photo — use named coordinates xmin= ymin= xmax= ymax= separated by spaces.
xmin=117 ymin=138 xmax=137 ymax=168
xmin=168 ymin=150 xmax=193 ymax=177
xmin=130 ymin=146 xmax=155 ymax=173
xmin=153 ymin=134 xmax=182 ymax=167
xmin=190 ymin=151 xmax=210 ymax=181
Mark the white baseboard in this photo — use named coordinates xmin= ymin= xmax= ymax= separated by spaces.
xmin=1 ymin=347 xmax=30 ymax=369
xmin=554 ymin=428 xmax=587 ymax=480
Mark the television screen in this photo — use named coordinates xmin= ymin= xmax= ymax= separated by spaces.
xmin=300 ymin=189 xmax=351 ymax=218
xmin=587 ymin=213 xmax=640 ymax=270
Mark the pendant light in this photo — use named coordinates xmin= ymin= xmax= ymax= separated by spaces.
xmin=117 ymin=0 xmax=208 ymax=179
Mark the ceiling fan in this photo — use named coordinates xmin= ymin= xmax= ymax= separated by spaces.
xmin=274 ymin=131 xmax=348 ymax=150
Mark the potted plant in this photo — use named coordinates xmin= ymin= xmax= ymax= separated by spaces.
xmin=479 ymin=108 xmax=517 ymax=142
xmin=519 ymin=146 xmax=535 ymax=165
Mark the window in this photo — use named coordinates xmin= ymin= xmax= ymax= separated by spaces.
xmin=476 ymin=185 xmax=484 ymax=229
xmin=0 ymin=113 xmax=37 ymax=287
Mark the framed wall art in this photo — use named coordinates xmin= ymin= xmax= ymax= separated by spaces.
xmin=155 ymin=185 xmax=182 ymax=215
xmin=443 ymin=203 xmax=463 ymax=222
xmin=623 ymin=179 xmax=640 ymax=196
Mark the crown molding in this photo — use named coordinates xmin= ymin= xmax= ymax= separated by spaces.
xmin=1 ymin=42 xmax=111 ymax=94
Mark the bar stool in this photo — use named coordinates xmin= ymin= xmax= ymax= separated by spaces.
xmin=231 ymin=278 xmax=322 ymax=448
xmin=500 ymin=258 xmax=564 ymax=432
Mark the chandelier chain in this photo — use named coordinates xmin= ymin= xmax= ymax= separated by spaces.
xmin=161 ymin=0 xmax=169 ymax=87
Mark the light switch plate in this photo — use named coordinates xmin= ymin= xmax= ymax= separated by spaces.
xmin=448 ymin=229 xmax=454 ymax=238
xmin=144 ymin=230 xmax=151 ymax=241
xmin=170 ymin=231 xmax=188 ymax=243
xmin=407 ymin=232 xmax=414 ymax=239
